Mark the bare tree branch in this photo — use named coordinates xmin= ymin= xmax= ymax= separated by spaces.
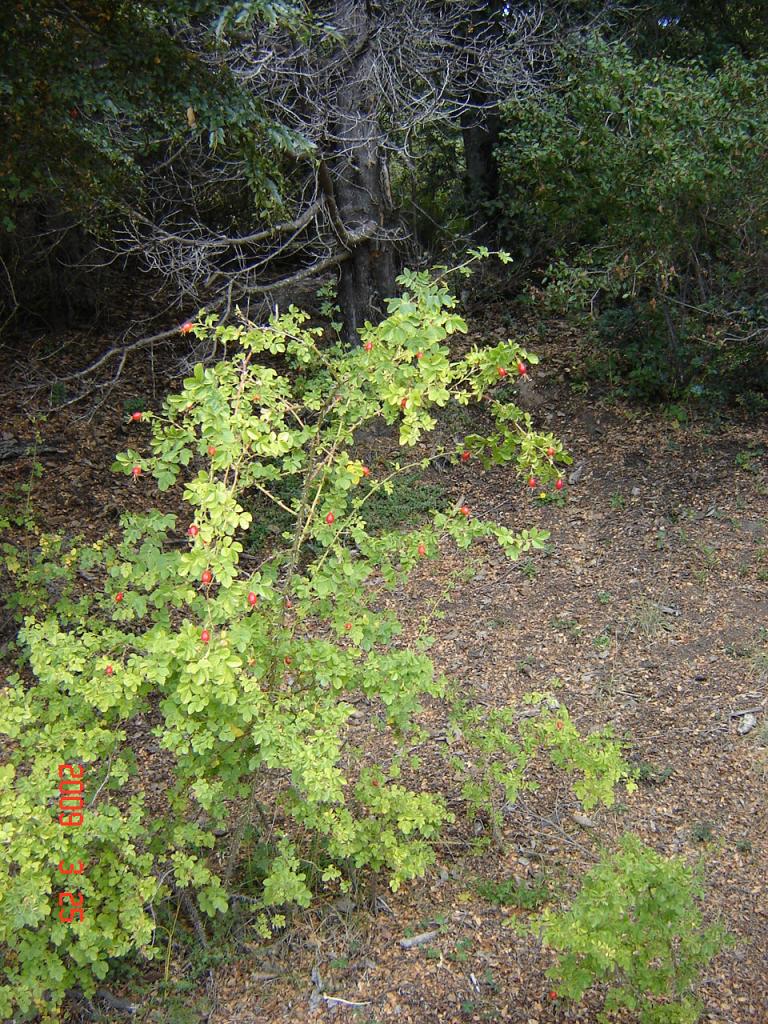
xmin=40 ymin=0 xmax=561 ymax=386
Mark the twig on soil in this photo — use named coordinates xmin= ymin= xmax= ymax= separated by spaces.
xmin=516 ymin=796 xmax=600 ymax=861
xmin=399 ymin=929 xmax=440 ymax=949
xmin=322 ymin=994 xmax=371 ymax=1007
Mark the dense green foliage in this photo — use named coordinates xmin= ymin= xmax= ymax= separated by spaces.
xmin=0 ymin=0 xmax=304 ymax=323
xmin=539 ymin=835 xmax=729 ymax=1023
xmin=0 ymin=0 xmax=301 ymax=229
xmin=496 ymin=39 xmax=768 ymax=405
xmin=624 ymin=1 xmax=768 ymax=62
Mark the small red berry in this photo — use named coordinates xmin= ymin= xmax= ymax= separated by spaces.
xmin=361 ymin=466 xmax=370 ymax=477
xmin=285 ymin=598 xmax=293 ymax=609
xmin=187 ymin=524 xmax=199 ymax=538
xmin=131 ymin=411 xmax=143 ymax=422
xmin=556 ymin=720 xmax=564 ymax=731
xmin=105 ymin=665 xmax=114 ymax=676
xmin=417 ymin=543 xmax=426 ymax=557
xmin=459 ymin=505 xmax=470 ymax=517
xmin=555 ymin=478 xmax=564 ymax=491
xmin=415 ymin=351 xmax=423 ymax=360
xmin=325 ymin=512 xmax=335 ymax=525
xmin=461 ymin=450 xmax=470 ymax=462
xmin=131 ymin=465 xmax=142 ymax=478
xmin=344 ymin=622 xmax=352 ymax=631
xmin=517 ymin=361 xmax=527 ymax=376
xmin=284 ymin=656 xmax=292 ymax=666
xmin=549 ymin=990 xmax=558 ymax=1000
xmin=201 ymin=569 xmax=213 ymax=586
xmin=546 ymin=446 xmax=555 ymax=457
xmin=115 ymin=592 xmax=124 ymax=603
xmin=180 ymin=320 xmax=194 ymax=334
xmin=498 ymin=367 xmax=508 ymax=378
xmin=528 ymin=476 xmax=537 ymax=488
xmin=247 ymin=591 xmax=258 ymax=607
xmin=207 ymin=445 xmax=216 ymax=457
xmin=364 ymin=341 xmax=373 ymax=352
xmin=201 ymin=629 xmax=210 ymax=644
xmin=400 ymin=397 xmax=408 ymax=409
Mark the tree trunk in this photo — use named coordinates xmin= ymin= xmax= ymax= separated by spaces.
xmin=459 ymin=0 xmax=503 ymax=242
xmin=329 ymin=0 xmax=397 ymax=345
xmin=461 ymin=105 xmax=501 ymax=240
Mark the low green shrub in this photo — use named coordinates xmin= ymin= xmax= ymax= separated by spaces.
xmin=539 ymin=835 xmax=729 ymax=1023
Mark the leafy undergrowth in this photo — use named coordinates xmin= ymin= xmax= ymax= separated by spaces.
xmin=0 ymin=309 xmax=766 ymax=1024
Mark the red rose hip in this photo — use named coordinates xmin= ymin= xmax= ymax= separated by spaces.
xmin=201 ymin=569 xmax=213 ymax=585
xmin=187 ymin=524 xmax=199 ymax=538
xmin=247 ymin=591 xmax=258 ymax=607
xmin=459 ymin=506 xmax=470 ymax=517
xmin=115 ymin=592 xmax=124 ymax=603
xmin=325 ymin=512 xmax=335 ymax=525
xmin=555 ymin=478 xmax=564 ymax=491
xmin=131 ymin=411 xmax=143 ymax=422
xmin=200 ymin=629 xmax=210 ymax=644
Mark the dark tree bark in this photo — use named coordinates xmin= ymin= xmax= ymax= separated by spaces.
xmin=459 ymin=0 xmax=504 ymax=242
xmin=333 ymin=131 xmax=397 ymax=343
xmin=109 ymin=0 xmax=547 ymax=363
xmin=461 ymin=104 xmax=501 ymax=241
xmin=327 ymin=1 xmax=398 ymax=342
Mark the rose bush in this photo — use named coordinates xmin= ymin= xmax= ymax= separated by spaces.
xmin=0 ymin=258 xmax=636 ymax=1020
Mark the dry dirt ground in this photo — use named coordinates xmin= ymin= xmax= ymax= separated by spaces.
xmin=1 ymin=319 xmax=766 ymax=1024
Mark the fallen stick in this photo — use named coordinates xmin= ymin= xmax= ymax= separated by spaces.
xmin=322 ymin=995 xmax=371 ymax=1007
xmin=399 ymin=929 xmax=440 ymax=949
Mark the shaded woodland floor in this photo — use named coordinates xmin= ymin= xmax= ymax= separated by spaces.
xmin=1 ymin=316 xmax=766 ymax=1023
